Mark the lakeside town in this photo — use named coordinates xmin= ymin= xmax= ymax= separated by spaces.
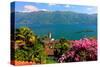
xmin=11 ymin=27 xmax=97 ymax=65
xmin=11 ymin=2 xmax=97 ymax=66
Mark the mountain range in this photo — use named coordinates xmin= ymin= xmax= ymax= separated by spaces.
xmin=13 ymin=11 xmax=97 ymax=25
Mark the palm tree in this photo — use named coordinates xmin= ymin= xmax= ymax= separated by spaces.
xmin=15 ymin=27 xmax=37 ymax=46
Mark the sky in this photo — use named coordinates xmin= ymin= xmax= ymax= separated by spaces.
xmin=12 ymin=1 xmax=97 ymax=14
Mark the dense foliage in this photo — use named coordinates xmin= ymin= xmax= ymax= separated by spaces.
xmin=54 ymin=39 xmax=71 ymax=58
xmin=16 ymin=27 xmax=36 ymax=45
xmin=14 ymin=27 xmax=47 ymax=64
xmin=15 ymin=42 xmax=47 ymax=63
xmin=58 ymin=38 xmax=97 ymax=62
xmin=12 ymin=27 xmax=97 ymax=65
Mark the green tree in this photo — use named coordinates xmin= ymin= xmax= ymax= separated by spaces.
xmin=33 ymin=43 xmax=47 ymax=64
xmin=54 ymin=38 xmax=71 ymax=58
xmin=16 ymin=27 xmax=37 ymax=46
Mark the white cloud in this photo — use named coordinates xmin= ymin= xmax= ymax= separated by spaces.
xmin=87 ymin=7 xmax=93 ymax=11
xmin=40 ymin=9 xmax=48 ymax=11
xmin=86 ymin=7 xmax=97 ymax=14
xmin=22 ymin=5 xmax=39 ymax=12
xmin=48 ymin=3 xmax=57 ymax=6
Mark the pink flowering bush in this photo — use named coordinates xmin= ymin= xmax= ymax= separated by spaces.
xmin=58 ymin=38 xmax=97 ymax=63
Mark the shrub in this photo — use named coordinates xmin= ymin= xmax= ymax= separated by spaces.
xmin=15 ymin=48 xmax=29 ymax=61
xmin=54 ymin=41 xmax=71 ymax=58
xmin=33 ymin=43 xmax=47 ymax=64
xmin=46 ymin=57 xmax=57 ymax=64
xmin=58 ymin=38 xmax=97 ymax=63
xmin=14 ymin=27 xmax=48 ymax=64
xmin=15 ymin=42 xmax=47 ymax=63
xmin=15 ymin=27 xmax=37 ymax=46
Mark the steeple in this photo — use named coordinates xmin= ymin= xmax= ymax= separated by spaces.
xmin=48 ymin=32 xmax=51 ymax=39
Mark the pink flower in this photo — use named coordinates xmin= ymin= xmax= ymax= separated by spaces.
xmin=58 ymin=38 xmax=97 ymax=62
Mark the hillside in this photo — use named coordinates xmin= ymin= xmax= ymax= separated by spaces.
xmin=13 ymin=11 xmax=97 ymax=24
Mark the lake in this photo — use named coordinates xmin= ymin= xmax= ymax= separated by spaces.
xmin=15 ymin=23 xmax=97 ymax=40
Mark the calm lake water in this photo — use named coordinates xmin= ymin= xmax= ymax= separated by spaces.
xmin=15 ymin=23 xmax=97 ymax=40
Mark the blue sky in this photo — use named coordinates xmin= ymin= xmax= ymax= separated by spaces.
xmin=13 ymin=1 xmax=97 ymax=14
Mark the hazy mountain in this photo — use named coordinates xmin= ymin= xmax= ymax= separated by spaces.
xmin=13 ymin=11 xmax=97 ymax=25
